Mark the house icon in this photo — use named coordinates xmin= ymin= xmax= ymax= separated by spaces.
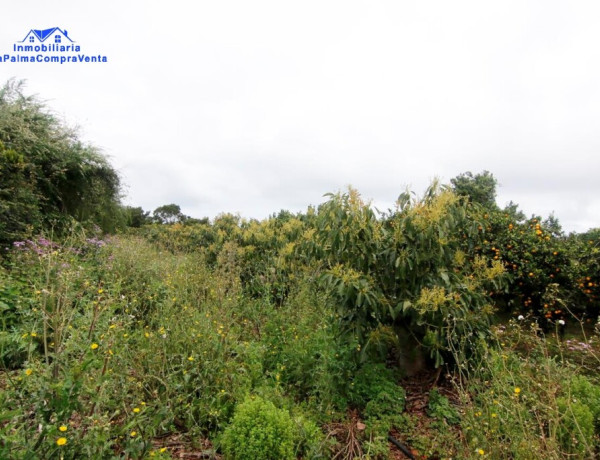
xmin=20 ymin=28 xmax=74 ymax=44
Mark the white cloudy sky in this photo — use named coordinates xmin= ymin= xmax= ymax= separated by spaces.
xmin=2 ymin=1 xmax=599 ymax=232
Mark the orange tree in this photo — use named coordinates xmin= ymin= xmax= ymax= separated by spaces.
xmin=450 ymin=171 xmax=594 ymax=325
xmin=566 ymin=228 xmax=600 ymax=319
xmin=472 ymin=209 xmax=573 ymax=324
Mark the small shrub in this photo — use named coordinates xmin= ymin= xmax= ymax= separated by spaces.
xmin=349 ymin=363 xmax=405 ymax=412
xmin=555 ymin=374 xmax=600 ymax=456
xmin=220 ymin=396 xmax=295 ymax=460
xmin=293 ymin=413 xmax=326 ymax=459
xmin=427 ymin=388 xmax=460 ymax=425
xmin=568 ymin=375 xmax=600 ymax=429
xmin=557 ymin=397 xmax=595 ymax=456
xmin=364 ymin=390 xmax=406 ymax=420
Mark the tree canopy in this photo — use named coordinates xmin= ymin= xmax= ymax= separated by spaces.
xmin=450 ymin=170 xmax=498 ymax=208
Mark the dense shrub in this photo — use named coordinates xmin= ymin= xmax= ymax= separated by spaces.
xmin=427 ymin=388 xmax=460 ymax=425
xmin=220 ymin=396 xmax=295 ymax=460
xmin=349 ymin=363 xmax=405 ymax=414
xmin=0 ymin=80 xmax=123 ymax=246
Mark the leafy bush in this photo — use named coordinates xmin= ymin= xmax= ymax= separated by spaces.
xmin=220 ymin=396 xmax=296 ymax=460
xmin=0 ymin=80 xmax=124 ymax=244
xmin=556 ymin=374 xmax=600 ymax=455
xmin=556 ymin=397 xmax=595 ymax=456
xmin=427 ymin=388 xmax=460 ymax=425
xmin=568 ymin=375 xmax=600 ymax=428
xmin=349 ymin=363 xmax=405 ymax=414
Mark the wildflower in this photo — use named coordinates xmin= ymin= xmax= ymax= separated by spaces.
xmin=30 ymin=332 xmax=37 ymax=337
xmin=56 ymin=437 xmax=67 ymax=446
xmin=187 ymin=356 xmax=194 ymax=361
xmin=130 ymin=431 xmax=137 ymax=437
xmin=133 ymin=407 xmax=141 ymax=413
xmin=517 ymin=315 xmax=524 ymax=321
xmin=59 ymin=425 xmax=68 ymax=432
xmin=160 ymin=447 xmax=167 ymax=453
xmin=514 ymin=387 xmax=521 ymax=395
xmin=25 ymin=369 xmax=32 ymax=376
xmin=90 ymin=343 xmax=99 ymax=350
xmin=477 ymin=448 xmax=485 ymax=455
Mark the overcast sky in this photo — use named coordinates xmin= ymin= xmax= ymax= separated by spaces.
xmin=2 ymin=1 xmax=599 ymax=232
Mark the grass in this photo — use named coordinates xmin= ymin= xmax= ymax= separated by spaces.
xmin=1 ymin=233 xmax=600 ymax=459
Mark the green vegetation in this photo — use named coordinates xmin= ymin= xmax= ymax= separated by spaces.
xmin=0 ymin=80 xmax=123 ymax=244
xmin=1 ymin=82 xmax=600 ymax=459
xmin=220 ymin=396 xmax=296 ymax=460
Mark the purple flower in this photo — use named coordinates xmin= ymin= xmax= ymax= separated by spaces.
xmin=37 ymin=237 xmax=51 ymax=247
xmin=86 ymin=237 xmax=106 ymax=247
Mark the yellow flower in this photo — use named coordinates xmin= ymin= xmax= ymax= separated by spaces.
xmin=56 ymin=437 xmax=67 ymax=446
xmin=133 ymin=407 xmax=140 ymax=413
xmin=130 ymin=431 xmax=137 ymax=437
xmin=98 ymin=288 xmax=103 ymax=294
xmin=25 ymin=369 xmax=33 ymax=376
xmin=160 ymin=447 xmax=167 ymax=453
xmin=90 ymin=343 xmax=99 ymax=350
xmin=187 ymin=356 xmax=194 ymax=361
xmin=59 ymin=425 xmax=67 ymax=432
xmin=514 ymin=387 xmax=521 ymax=395
xmin=477 ymin=448 xmax=485 ymax=455
xmin=30 ymin=332 xmax=37 ymax=337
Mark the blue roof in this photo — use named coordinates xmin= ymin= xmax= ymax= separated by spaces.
xmin=20 ymin=27 xmax=74 ymax=43
xmin=33 ymin=28 xmax=56 ymax=41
